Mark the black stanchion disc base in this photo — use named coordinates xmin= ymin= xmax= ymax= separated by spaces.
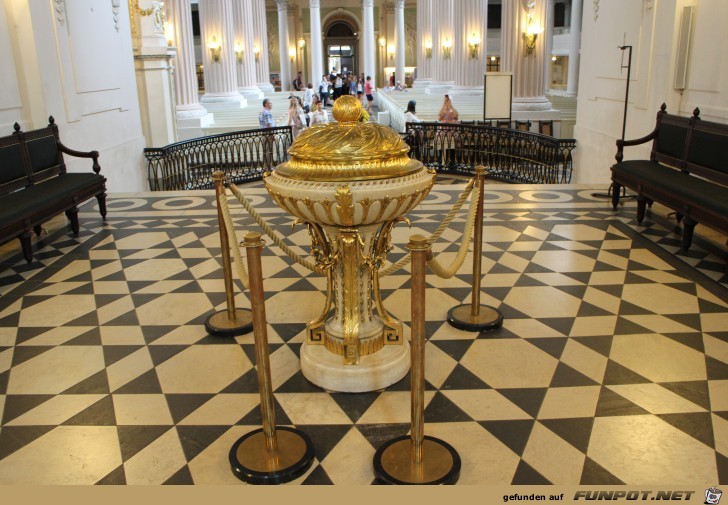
xmin=229 ymin=426 xmax=315 ymax=485
xmin=447 ymin=304 xmax=503 ymax=332
xmin=373 ymin=435 xmax=461 ymax=485
xmin=205 ymin=309 xmax=254 ymax=336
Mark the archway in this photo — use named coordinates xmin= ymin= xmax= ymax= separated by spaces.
xmin=322 ymin=14 xmax=360 ymax=77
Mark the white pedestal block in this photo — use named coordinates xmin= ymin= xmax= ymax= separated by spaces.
xmin=176 ymin=112 xmax=215 ymax=141
xmin=301 ymin=339 xmax=411 ymax=393
xmin=200 ymin=98 xmax=248 ymax=110
xmin=425 ymin=82 xmax=455 ymax=95
xmin=238 ymin=87 xmax=265 ymax=100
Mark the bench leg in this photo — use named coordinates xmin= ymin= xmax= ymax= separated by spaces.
xmin=681 ymin=217 xmax=696 ymax=251
xmin=34 ymin=225 xmax=43 ymax=236
xmin=636 ymin=197 xmax=647 ymax=224
xmin=96 ymin=192 xmax=107 ymax=220
xmin=19 ymin=231 xmax=33 ymax=263
xmin=66 ymin=207 xmax=80 ymax=236
xmin=611 ymin=182 xmax=622 ymax=210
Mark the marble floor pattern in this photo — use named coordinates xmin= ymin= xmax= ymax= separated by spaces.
xmin=0 ymin=180 xmax=726 ymax=485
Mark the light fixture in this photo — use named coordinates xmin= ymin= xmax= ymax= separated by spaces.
xmin=298 ymin=37 xmax=306 ymax=48
xmin=424 ymin=39 xmax=432 ymax=58
xmin=379 ymin=37 xmax=386 ymax=48
xmin=490 ymin=56 xmax=496 ymax=62
xmin=164 ymin=22 xmax=173 ymax=47
xmin=551 ymin=55 xmax=557 ymax=61
xmin=387 ymin=45 xmax=395 ymax=61
xmin=234 ymin=42 xmax=243 ymax=63
xmin=289 ymin=48 xmax=296 ymax=62
xmin=253 ymin=44 xmax=260 ymax=63
xmin=442 ymin=37 xmax=452 ymax=59
xmin=208 ymin=36 xmax=221 ymax=62
xmin=467 ymin=32 xmax=481 ymax=59
xmin=523 ymin=14 xmax=544 ymax=56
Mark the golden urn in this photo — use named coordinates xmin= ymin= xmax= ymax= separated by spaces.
xmin=264 ymin=96 xmax=435 ymax=392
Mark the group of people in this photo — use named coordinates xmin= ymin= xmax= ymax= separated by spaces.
xmin=400 ymin=94 xmax=459 ymax=132
xmin=317 ymin=72 xmax=375 ymax=113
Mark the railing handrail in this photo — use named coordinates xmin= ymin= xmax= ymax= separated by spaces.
xmin=144 ymin=125 xmax=293 ymax=156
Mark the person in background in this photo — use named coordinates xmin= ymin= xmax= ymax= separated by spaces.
xmin=438 ymin=94 xmax=459 ymax=123
xmin=258 ymin=99 xmax=275 ymax=167
xmin=287 ymin=97 xmax=306 ymax=138
xmin=403 ymin=100 xmax=420 ymax=126
xmin=303 ymin=83 xmax=314 ymax=115
xmin=349 ymin=75 xmax=357 ymax=95
xmin=310 ymin=100 xmax=329 ymax=125
xmin=334 ymin=73 xmax=344 ymax=100
xmin=319 ymin=75 xmax=330 ymax=108
xmin=293 ymin=71 xmax=303 ymax=91
xmin=364 ymin=76 xmax=374 ymax=114
xmin=356 ymin=76 xmax=364 ymax=104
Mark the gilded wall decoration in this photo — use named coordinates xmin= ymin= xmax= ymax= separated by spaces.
xmin=593 ymin=0 xmax=599 ymax=22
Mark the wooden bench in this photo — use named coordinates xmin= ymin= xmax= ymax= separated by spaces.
xmin=0 ymin=117 xmax=107 ymax=262
xmin=611 ymin=104 xmax=728 ymax=252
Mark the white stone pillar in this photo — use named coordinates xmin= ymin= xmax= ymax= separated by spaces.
xmin=166 ymin=0 xmax=213 ymax=139
xmin=199 ymin=0 xmax=246 ymax=109
xmin=132 ymin=0 xmax=177 ymax=146
xmin=501 ymin=0 xmax=551 ymax=111
xmin=566 ymin=0 xmax=582 ymax=96
xmin=449 ymin=0 xmax=488 ymax=95
xmin=544 ymin=0 xmax=554 ymax=91
xmin=276 ymin=0 xmax=291 ymax=92
xmin=310 ymin=0 xmax=324 ymax=87
xmin=426 ymin=0 xmax=455 ymax=94
xmin=252 ymin=0 xmax=274 ymax=93
xmin=232 ymin=0 xmax=263 ymax=100
xmin=362 ymin=0 xmax=376 ymax=87
xmin=413 ymin=0 xmax=432 ymax=88
xmin=394 ymin=0 xmax=406 ymax=86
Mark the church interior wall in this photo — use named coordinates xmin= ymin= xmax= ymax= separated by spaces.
xmin=573 ymin=0 xmax=728 ymax=184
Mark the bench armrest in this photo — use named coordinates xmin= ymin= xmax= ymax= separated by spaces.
xmin=615 ymin=129 xmax=657 ymax=163
xmin=58 ymin=143 xmax=101 ymax=175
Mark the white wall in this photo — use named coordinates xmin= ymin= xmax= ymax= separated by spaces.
xmin=572 ymin=0 xmax=728 ymax=184
xmin=2 ymin=0 xmax=148 ymax=193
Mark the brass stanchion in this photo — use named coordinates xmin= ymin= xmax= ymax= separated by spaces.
xmin=229 ymin=232 xmax=315 ymax=484
xmin=204 ymin=171 xmax=254 ymax=336
xmin=373 ymin=234 xmax=461 ymax=485
xmin=447 ymin=165 xmax=504 ymax=332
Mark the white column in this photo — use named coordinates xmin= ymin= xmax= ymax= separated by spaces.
xmin=132 ymin=0 xmax=177 ymax=146
xmin=449 ymin=0 xmax=488 ymax=95
xmin=232 ymin=0 xmax=263 ymax=99
xmin=566 ymin=0 xmax=582 ymax=96
xmin=166 ymin=0 xmax=213 ymax=139
xmin=252 ymin=0 xmax=274 ymax=93
xmin=394 ymin=0 xmax=406 ymax=86
xmin=544 ymin=0 xmax=554 ymax=91
xmin=276 ymin=0 xmax=291 ymax=92
xmin=426 ymin=0 xmax=455 ymax=94
xmin=362 ymin=0 xmax=376 ymax=87
xmin=199 ymin=0 xmax=246 ymax=109
xmin=501 ymin=0 xmax=551 ymax=111
xmin=310 ymin=0 xmax=324 ymax=87
xmin=413 ymin=0 xmax=432 ymax=88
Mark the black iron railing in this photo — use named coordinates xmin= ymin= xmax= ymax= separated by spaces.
xmin=404 ymin=122 xmax=576 ymax=184
xmin=144 ymin=126 xmax=294 ymax=190
xmin=144 ymin=123 xmax=575 ymax=190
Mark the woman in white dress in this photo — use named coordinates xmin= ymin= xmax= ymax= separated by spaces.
xmin=287 ymin=97 xmax=306 ymax=138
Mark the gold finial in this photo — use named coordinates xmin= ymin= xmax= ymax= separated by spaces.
xmin=332 ymin=95 xmax=363 ymax=123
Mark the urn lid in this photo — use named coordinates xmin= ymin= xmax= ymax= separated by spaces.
xmin=274 ymin=95 xmax=423 ymax=181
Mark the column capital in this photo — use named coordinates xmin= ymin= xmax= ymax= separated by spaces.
xmin=275 ymin=0 xmax=288 ymax=12
xmin=394 ymin=0 xmax=406 ymax=8
xmin=310 ymin=0 xmax=321 ymax=7
xmin=361 ymin=0 xmax=374 ymax=8
xmin=384 ymin=2 xmax=395 ymax=14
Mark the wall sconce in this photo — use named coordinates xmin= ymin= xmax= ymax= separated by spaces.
xmin=551 ymin=55 xmax=557 ymax=61
xmin=387 ymin=45 xmax=395 ymax=61
xmin=442 ymin=37 xmax=452 ymax=59
xmin=379 ymin=37 xmax=386 ymax=48
xmin=253 ymin=44 xmax=260 ymax=63
xmin=298 ymin=38 xmax=306 ymax=48
xmin=289 ymin=48 xmax=296 ymax=63
xmin=163 ymin=22 xmax=173 ymax=47
xmin=523 ymin=16 xmax=543 ymax=56
xmin=467 ymin=33 xmax=481 ymax=59
xmin=234 ymin=42 xmax=243 ymax=63
xmin=208 ymin=36 xmax=221 ymax=62
xmin=424 ymin=39 xmax=432 ymax=58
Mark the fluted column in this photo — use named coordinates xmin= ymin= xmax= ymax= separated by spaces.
xmin=276 ymin=0 xmax=291 ymax=92
xmin=544 ymin=0 xmax=554 ymax=91
xmin=167 ymin=0 xmax=209 ymax=119
xmin=413 ymin=0 xmax=432 ymax=87
xmin=361 ymin=0 xmax=376 ymax=86
xmin=252 ymin=0 xmax=274 ymax=93
xmin=310 ymin=0 xmax=324 ymax=86
xmin=232 ymin=0 xmax=263 ymax=99
xmin=426 ymin=0 xmax=454 ymax=93
xmin=199 ymin=0 xmax=246 ymax=107
xmin=501 ymin=0 xmax=551 ymax=111
xmin=394 ymin=0 xmax=406 ymax=86
xmin=566 ymin=0 xmax=582 ymax=95
xmin=450 ymin=0 xmax=488 ymax=95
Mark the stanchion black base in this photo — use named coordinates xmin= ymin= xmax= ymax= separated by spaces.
xmin=373 ymin=435 xmax=461 ymax=485
xmin=447 ymin=304 xmax=503 ymax=332
xmin=205 ymin=308 xmax=254 ymax=336
xmin=229 ymin=426 xmax=315 ymax=485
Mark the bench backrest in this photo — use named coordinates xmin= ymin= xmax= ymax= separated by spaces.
xmin=651 ymin=107 xmax=728 ymax=187
xmin=0 ymin=119 xmax=65 ymax=196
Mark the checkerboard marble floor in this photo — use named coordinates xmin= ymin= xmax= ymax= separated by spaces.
xmin=0 ymin=180 xmax=726 ymax=485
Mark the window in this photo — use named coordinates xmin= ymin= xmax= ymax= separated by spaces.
xmin=488 ymin=4 xmax=501 ymax=29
